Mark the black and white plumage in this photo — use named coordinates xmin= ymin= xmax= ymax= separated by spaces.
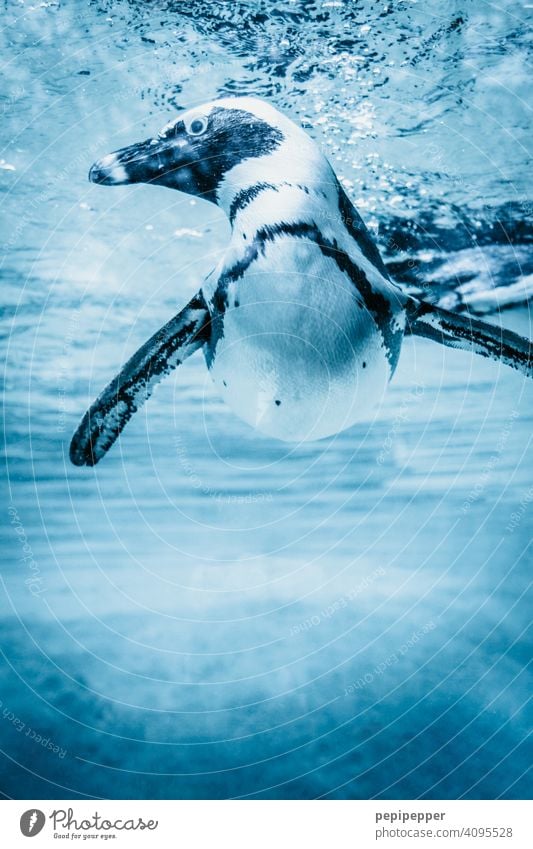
xmin=70 ymin=97 xmax=532 ymax=466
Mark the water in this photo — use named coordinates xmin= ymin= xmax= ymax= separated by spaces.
xmin=1 ymin=1 xmax=532 ymax=799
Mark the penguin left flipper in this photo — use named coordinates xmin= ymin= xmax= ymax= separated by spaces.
xmin=406 ymin=299 xmax=533 ymax=378
xmin=69 ymin=291 xmax=211 ymax=467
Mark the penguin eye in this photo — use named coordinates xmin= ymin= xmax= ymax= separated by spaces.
xmin=186 ymin=116 xmax=209 ymax=137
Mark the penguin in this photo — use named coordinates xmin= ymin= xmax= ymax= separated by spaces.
xmin=70 ymin=97 xmax=533 ymax=466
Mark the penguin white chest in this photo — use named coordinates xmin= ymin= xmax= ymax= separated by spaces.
xmin=206 ymin=239 xmax=391 ymax=441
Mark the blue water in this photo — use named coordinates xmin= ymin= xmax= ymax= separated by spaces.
xmin=1 ymin=1 xmax=532 ymax=800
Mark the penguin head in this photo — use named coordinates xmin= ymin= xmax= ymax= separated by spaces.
xmin=89 ymin=97 xmax=326 ymax=209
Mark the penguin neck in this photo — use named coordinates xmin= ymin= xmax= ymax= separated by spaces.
xmin=222 ymin=180 xmax=338 ymax=243
xmin=215 ymin=136 xmax=337 ymax=235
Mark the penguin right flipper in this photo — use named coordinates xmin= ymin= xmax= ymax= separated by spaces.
xmin=70 ymin=291 xmax=211 ymax=466
xmin=406 ymin=299 xmax=532 ymax=378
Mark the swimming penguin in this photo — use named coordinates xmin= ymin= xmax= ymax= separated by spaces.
xmin=70 ymin=97 xmax=532 ymax=465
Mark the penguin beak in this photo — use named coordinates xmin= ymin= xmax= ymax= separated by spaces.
xmin=88 ymin=151 xmax=133 ymax=186
xmin=88 ymin=136 xmax=196 ymax=190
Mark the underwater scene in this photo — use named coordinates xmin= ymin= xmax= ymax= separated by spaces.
xmin=1 ymin=0 xmax=531 ymax=799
